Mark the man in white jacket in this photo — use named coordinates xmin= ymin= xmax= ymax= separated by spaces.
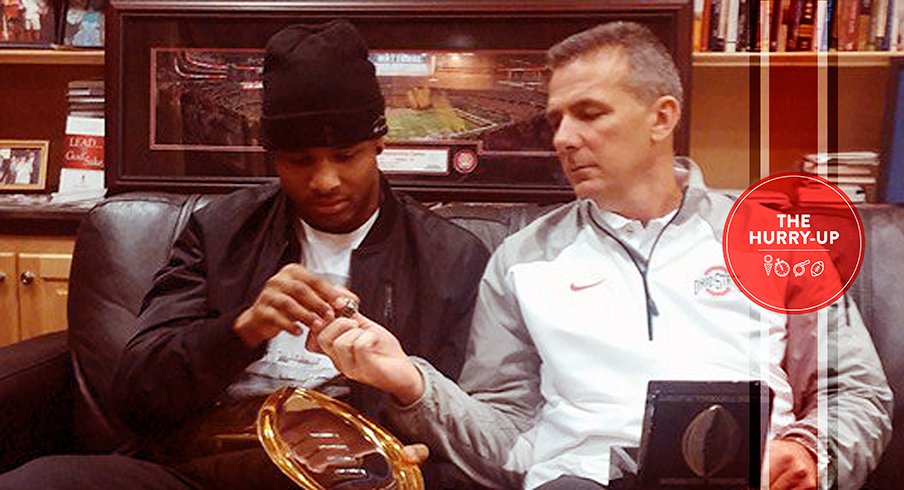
xmin=312 ymin=21 xmax=893 ymax=490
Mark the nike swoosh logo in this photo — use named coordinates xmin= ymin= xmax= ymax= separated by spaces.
xmin=569 ymin=278 xmax=605 ymax=292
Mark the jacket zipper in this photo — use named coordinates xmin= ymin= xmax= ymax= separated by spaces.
xmin=588 ymin=199 xmax=684 ymax=341
xmin=383 ymin=283 xmax=395 ymax=327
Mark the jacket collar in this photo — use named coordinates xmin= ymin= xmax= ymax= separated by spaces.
xmin=275 ymin=173 xmax=400 ymax=258
xmin=359 ymin=174 xmax=400 ymax=251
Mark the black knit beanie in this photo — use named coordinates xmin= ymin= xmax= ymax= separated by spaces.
xmin=261 ymin=20 xmax=387 ymax=150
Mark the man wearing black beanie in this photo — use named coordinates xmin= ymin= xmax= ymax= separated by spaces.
xmin=0 ymin=19 xmax=489 ymax=490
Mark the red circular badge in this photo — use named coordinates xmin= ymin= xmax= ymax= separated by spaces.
xmin=453 ymin=149 xmax=478 ymax=174
xmin=722 ymin=173 xmax=865 ymax=314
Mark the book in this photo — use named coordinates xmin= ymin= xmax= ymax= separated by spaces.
xmin=760 ymin=0 xmax=774 ymax=51
xmin=53 ymin=80 xmax=106 ymax=204
xmin=701 ymin=0 xmax=714 ymax=50
xmin=837 ymin=0 xmax=862 ymax=50
xmin=795 ymin=0 xmax=818 ymax=50
xmin=710 ymin=0 xmax=726 ymax=51
xmin=856 ymin=0 xmax=874 ymax=49
xmin=798 ymin=152 xmax=880 ymax=202
xmin=737 ymin=0 xmax=751 ymax=51
xmin=785 ymin=0 xmax=804 ymax=50
xmin=63 ymin=116 xmax=104 ymax=170
xmin=726 ymin=0 xmax=742 ymax=52
xmin=883 ymin=0 xmax=900 ymax=50
xmin=803 ymin=151 xmax=880 ymax=164
xmin=801 ymin=161 xmax=879 ymax=174
xmin=870 ymin=0 xmax=890 ymax=49
xmin=694 ymin=0 xmax=707 ymax=51
xmin=819 ymin=0 xmax=835 ymax=50
xmin=772 ymin=0 xmax=791 ymax=51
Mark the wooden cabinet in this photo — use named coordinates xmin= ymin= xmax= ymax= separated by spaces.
xmin=0 ymin=236 xmax=74 ymax=346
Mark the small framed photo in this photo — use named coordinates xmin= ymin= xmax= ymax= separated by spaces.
xmin=0 ymin=0 xmax=58 ymax=47
xmin=62 ymin=0 xmax=104 ymax=47
xmin=0 ymin=140 xmax=49 ymax=191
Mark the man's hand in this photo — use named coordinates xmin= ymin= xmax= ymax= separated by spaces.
xmin=232 ymin=263 xmax=357 ymax=348
xmin=316 ymin=314 xmax=424 ymax=405
xmin=402 ymin=444 xmax=429 ymax=465
xmin=768 ymin=438 xmax=818 ymax=490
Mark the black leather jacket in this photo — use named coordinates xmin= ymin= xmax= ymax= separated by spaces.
xmin=112 ymin=179 xmax=489 ymax=434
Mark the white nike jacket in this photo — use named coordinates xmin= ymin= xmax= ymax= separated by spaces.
xmin=390 ymin=158 xmax=892 ymax=490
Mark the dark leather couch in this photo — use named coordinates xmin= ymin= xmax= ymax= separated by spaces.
xmin=0 ymin=192 xmax=901 ymax=488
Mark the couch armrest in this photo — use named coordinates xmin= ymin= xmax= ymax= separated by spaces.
xmin=0 ymin=331 xmax=74 ymax=472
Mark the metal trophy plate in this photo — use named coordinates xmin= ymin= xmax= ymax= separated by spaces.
xmin=634 ymin=380 xmax=772 ymax=489
xmin=257 ymin=386 xmax=424 ymax=490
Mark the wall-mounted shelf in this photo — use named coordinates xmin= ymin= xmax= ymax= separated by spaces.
xmin=694 ymin=51 xmax=899 ymax=68
xmin=0 ymin=48 xmax=104 ymax=65
xmin=3 ymin=48 xmax=894 ymax=69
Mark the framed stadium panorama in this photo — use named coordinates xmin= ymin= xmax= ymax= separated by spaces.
xmin=107 ymin=0 xmax=692 ymax=201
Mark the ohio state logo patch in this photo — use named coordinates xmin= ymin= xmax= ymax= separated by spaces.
xmin=694 ymin=266 xmax=732 ymax=297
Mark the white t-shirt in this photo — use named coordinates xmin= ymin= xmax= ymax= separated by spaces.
xmin=227 ymin=210 xmax=379 ymax=399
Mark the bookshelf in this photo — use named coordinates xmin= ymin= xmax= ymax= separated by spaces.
xmin=694 ymin=51 xmax=896 ymax=67
xmin=0 ymin=49 xmax=104 ymax=65
xmin=690 ymin=52 xmax=898 ymax=190
xmin=0 ymin=49 xmax=897 ymax=196
xmin=0 ymin=49 xmax=105 ymax=193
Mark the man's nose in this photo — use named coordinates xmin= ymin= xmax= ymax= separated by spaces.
xmin=552 ymin=116 xmax=580 ymax=152
xmin=309 ymin=160 xmax=341 ymax=193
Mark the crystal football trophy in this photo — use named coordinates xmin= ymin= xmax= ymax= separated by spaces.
xmin=257 ymin=386 xmax=424 ymax=489
xmin=256 ymin=295 xmax=423 ymax=489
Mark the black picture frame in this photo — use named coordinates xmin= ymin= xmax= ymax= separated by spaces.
xmin=107 ymin=0 xmax=693 ymax=202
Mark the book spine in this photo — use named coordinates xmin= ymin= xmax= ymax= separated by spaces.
xmin=738 ymin=0 xmax=751 ymax=50
xmin=891 ymin=0 xmax=903 ymax=49
xmin=870 ymin=0 xmax=889 ymax=49
xmin=814 ymin=0 xmax=828 ymax=50
xmin=726 ymin=0 xmax=742 ymax=51
xmin=796 ymin=0 xmax=818 ymax=50
xmin=710 ymin=0 xmax=726 ymax=50
xmin=760 ymin=0 xmax=773 ymax=50
xmin=828 ymin=0 xmax=840 ymax=49
xmin=838 ymin=0 xmax=862 ymax=50
xmin=701 ymin=0 xmax=714 ymax=50
xmin=694 ymin=0 xmax=705 ymax=51
xmin=749 ymin=0 xmax=762 ymax=50
xmin=880 ymin=0 xmax=896 ymax=49
xmin=772 ymin=0 xmax=789 ymax=50
xmin=857 ymin=0 xmax=874 ymax=49
xmin=786 ymin=0 xmax=805 ymax=50
xmin=897 ymin=0 xmax=904 ymax=49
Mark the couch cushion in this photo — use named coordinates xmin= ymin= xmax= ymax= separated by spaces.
xmin=432 ymin=201 xmax=560 ymax=251
xmin=67 ymin=193 xmax=209 ymax=450
xmin=0 ymin=331 xmax=72 ymax=471
xmin=849 ymin=204 xmax=904 ymax=489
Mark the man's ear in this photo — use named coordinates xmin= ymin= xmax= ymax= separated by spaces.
xmin=374 ymin=137 xmax=385 ymax=155
xmin=650 ymin=95 xmax=681 ymax=143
